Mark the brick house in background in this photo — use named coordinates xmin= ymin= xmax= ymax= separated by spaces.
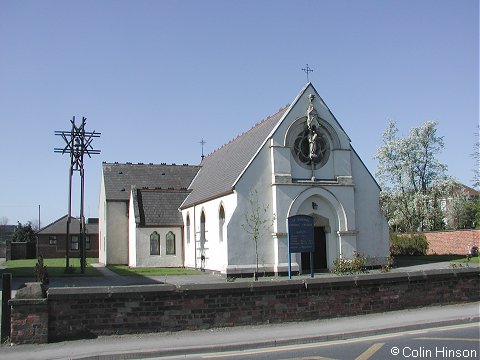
xmin=37 ymin=215 xmax=99 ymax=258
xmin=0 ymin=224 xmax=16 ymax=257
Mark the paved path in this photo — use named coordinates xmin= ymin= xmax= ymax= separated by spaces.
xmin=3 ymin=260 xmax=479 ymax=292
xmin=1 ymin=302 xmax=478 ymax=360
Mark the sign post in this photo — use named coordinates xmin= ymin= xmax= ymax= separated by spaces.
xmin=287 ymin=215 xmax=315 ymax=279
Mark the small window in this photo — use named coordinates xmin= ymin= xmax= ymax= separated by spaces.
xmin=71 ymin=235 xmax=79 ymax=251
xmin=150 ymin=231 xmax=160 ymax=255
xmin=49 ymin=235 xmax=57 ymax=245
xmin=166 ymin=231 xmax=176 ymax=255
xmin=85 ymin=235 xmax=91 ymax=250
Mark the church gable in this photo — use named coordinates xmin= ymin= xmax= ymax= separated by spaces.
xmin=268 ymin=83 xmax=354 ymax=182
xmin=271 ymin=83 xmax=350 ymax=149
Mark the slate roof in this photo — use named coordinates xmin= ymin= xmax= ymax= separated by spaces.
xmin=132 ymin=188 xmax=189 ymax=226
xmin=38 ymin=215 xmax=99 ymax=235
xmin=102 ymin=163 xmax=200 ymax=201
xmin=181 ymin=105 xmax=290 ymax=208
xmin=0 ymin=225 xmax=16 ymax=242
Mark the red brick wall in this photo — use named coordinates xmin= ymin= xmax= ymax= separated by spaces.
xmin=10 ymin=299 xmax=48 ymax=344
xmin=43 ymin=268 xmax=479 ymax=342
xmin=421 ymin=230 xmax=480 ymax=255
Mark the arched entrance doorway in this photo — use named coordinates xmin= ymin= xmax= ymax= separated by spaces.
xmin=288 ymin=187 xmax=346 ymax=272
xmin=300 ymin=213 xmax=330 ymax=272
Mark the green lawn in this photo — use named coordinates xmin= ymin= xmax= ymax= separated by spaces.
xmin=393 ymin=254 xmax=479 ymax=267
xmin=458 ymin=255 xmax=480 ymax=263
xmin=1 ymin=258 xmax=102 ymax=277
xmin=107 ymin=265 xmax=203 ymax=276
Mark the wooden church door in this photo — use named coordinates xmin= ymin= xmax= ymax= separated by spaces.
xmin=301 ymin=226 xmax=327 ymax=272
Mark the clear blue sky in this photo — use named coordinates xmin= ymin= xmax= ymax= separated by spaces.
xmin=0 ymin=0 xmax=478 ymax=227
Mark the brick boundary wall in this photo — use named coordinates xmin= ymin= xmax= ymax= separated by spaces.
xmin=5 ymin=268 xmax=466 ymax=343
xmin=420 ymin=230 xmax=480 ymax=255
xmin=9 ymin=299 xmax=48 ymax=344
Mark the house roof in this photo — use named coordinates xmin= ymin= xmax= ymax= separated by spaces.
xmin=0 ymin=225 xmax=16 ymax=234
xmin=132 ymin=188 xmax=189 ymax=226
xmin=454 ymin=183 xmax=480 ymax=197
xmin=181 ymin=105 xmax=289 ymax=208
xmin=0 ymin=225 xmax=16 ymax=242
xmin=38 ymin=215 xmax=99 ymax=235
xmin=102 ymin=163 xmax=200 ymax=201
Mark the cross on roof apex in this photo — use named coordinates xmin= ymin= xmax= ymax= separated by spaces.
xmin=301 ymin=64 xmax=314 ymax=82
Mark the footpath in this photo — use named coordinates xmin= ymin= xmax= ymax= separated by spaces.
xmin=0 ymin=302 xmax=478 ymax=360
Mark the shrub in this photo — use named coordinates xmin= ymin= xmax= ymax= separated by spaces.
xmin=331 ymin=252 xmax=368 ymax=275
xmin=381 ymin=255 xmax=394 ymax=272
xmin=34 ymin=256 xmax=49 ymax=285
xmin=390 ymin=233 xmax=429 ymax=256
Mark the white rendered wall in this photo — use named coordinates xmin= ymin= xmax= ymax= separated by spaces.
xmin=182 ymin=209 xmax=196 ymax=269
xmin=98 ymin=172 xmax=107 ymax=264
xmin=133 ymin=227 xmax=183 ymax=267
xmin=351 ymin=150 xmax=389 ymax=264
xmin=106 ymin=201 xmax=129 ymax=264
xmin=181 ymin=193 xmax=233 ymax=273
xmin=128 ymin=194 xmax=137 ymax=267
xmin=228 ymin=140 xmax=276 ymax=274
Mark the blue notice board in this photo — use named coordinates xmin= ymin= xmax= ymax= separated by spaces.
xmin=288 ymin=215 xmax=314 ymax=253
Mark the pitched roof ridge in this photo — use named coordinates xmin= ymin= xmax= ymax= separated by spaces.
xmin=138 ymin=187 xmax=191 ymax=192
xmin=103 ymin=162 xmax=200 ymax=167
xmin=204 ymin=104 xmax=290 ymax=159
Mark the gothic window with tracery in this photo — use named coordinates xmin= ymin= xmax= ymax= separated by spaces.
xmin=186 ymin=214 xmax=191 ymax=244
xmin=166 ymin=231 xmax=175 ymax=255
xmin=219 ymin=205 xmax=225 ymax=242
xmin=150 ymin=231 xmax=160 ymax=255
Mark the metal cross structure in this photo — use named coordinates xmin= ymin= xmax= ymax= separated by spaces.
xmin=200 ymin=138 xmax=207 ymax=160
xmin=302 ymin=64 xmax=314 ymax=82
xmin=55 ymin=116 xmax=100 ymax=273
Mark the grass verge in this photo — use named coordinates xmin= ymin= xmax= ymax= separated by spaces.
xmin=393 ymin=254 xmax=479 ymax=267
xmin=1 ymin=258 xmax=102 ymax=277
xmin=107 ymin=265 xmax=203 ymax=276
xmin=457 ymin=255 xmax=480 ymax=264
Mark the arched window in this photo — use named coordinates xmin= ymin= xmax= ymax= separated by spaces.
xmin=219 ymin=205 xmax=225 ymax=242
xmin=166 ymin=231 xmax=176 ymax=255
xmin=150 ymin=231 xmax=160 ymax=255
xmin=200 ymin=210 xmax=206 ymax=242
xmin=186 ymin=214 xmax=191 ymax=244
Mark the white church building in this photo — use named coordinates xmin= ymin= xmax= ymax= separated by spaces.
xmin=99 ymin=83 xmax=389 ymax=274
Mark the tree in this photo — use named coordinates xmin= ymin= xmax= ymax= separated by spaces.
xmin=12 ymin=221 xmax=37 ymax=243
xmin=375 ymin=120 xmax=448 ymax=232
xmin=241 ymin=190 xmax=275 ymax=280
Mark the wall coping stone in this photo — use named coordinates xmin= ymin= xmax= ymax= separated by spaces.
xmin=177 ymin=279 xmax=307 ymax=294
xmin=48 ymin=284 xmax=177 ymax=299
xmin=45 ymin=268 xmax=479 ymax=300
xmin=9 ymin=298 xmax=48 ymax=306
